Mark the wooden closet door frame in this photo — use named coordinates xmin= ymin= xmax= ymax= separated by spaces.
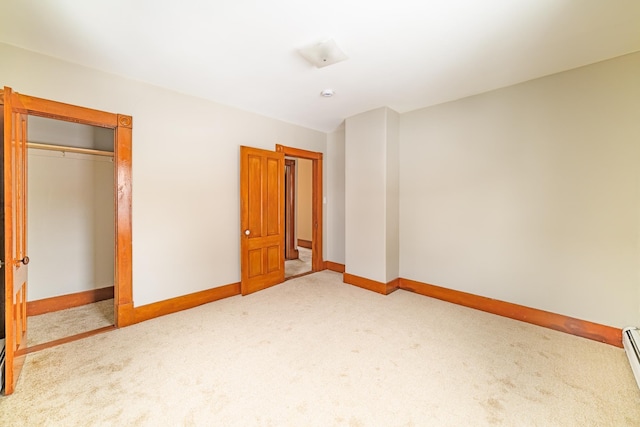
xmin=275 ymin=145 xmax=323 ymax=272
xmin=8 ymin=91 xmax=134 ymax=327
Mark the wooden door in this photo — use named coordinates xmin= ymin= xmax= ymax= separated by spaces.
xmin=1 ymin=87 xmax=29 ymax=395
xmin=240 ymin=146 xmax=285 ymax=295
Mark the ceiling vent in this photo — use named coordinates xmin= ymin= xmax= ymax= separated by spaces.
xmin=298 ymin=39 xmax=348 ymax=68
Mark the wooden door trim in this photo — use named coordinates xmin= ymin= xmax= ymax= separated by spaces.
xmin=16 ymin=94 xmax=118 ymax=128
xmin=1 ymin=88 xmax=134 ymax=328
xmin=275 ymin=145 xmax=323 ymax=272
xmin=284 ymin=159 xmax=299 ymax=260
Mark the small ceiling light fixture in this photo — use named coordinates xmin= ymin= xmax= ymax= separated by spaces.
xmin=299 ymin=39 xmax=348 ymax=68
xmin=320 ymin=89 xmax=335 ymax=97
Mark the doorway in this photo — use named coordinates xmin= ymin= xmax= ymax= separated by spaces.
xmin=26 ymin=116 xmax=116 ymax=349
xmin=284 ymin=157 xmax=313 ymax=279
xmin=239 ymin=144 xmax=323 ymax=295
xmin=1 ymin=87 xmax=133 ymax=395
xmin=276 ymin=145 xmax=323 ymax=275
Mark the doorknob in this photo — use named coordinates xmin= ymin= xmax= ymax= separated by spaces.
xmin=244 ymin=230 xmax=251 ymax=236
xmin=20 ymin=256 xmax=30 ymax=265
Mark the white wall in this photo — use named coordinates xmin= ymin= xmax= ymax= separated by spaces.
xmin=345 ymin=107 xmax=400 ymax=283
xmin=1 ymin=43 xmax=327 ymax=306
xmin=28 ymin=149 xmax=114 ymax=300
xmin=9 ymin=41 xmax=636 ymax=329
xmin=400 ymin=52 xmax=640 ymax=328
xmin=326 ymin=123 xmax=345 ymax=264
xmin=345 ymin=108 xmax=387 ymax=282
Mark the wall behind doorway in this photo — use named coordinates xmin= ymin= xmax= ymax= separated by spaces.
xmin=27 ymin=117 xmax=115 ymax=301
xmin=28 ymin=150 xmax=115 ymax=301
xmin=296 ymin=158 xmax=313 ymax=243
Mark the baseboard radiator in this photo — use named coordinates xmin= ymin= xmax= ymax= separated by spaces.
xmin=623 ymin=327 xmax=640 ymax=389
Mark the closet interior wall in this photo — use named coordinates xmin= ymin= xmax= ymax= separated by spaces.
xmin=27 ymin=116 xmax=115 ymax=303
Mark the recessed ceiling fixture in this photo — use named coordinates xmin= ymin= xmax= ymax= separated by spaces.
xmin=320 ymin=89 xmax=335 ymax=97
xmin=298 ymin=39 xmax=348 ymax=68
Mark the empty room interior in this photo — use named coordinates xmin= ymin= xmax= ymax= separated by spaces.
xmin=1 ymin=0 xmax=640 ymax=424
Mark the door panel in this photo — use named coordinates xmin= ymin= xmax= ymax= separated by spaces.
xmin=240 ymin=146 xmax=284 ymax=295
xmin=2 ymin=87 xmax=29 ymax=395
xmin=267 ymin=245 xmax=280 ymax=272
xmin=265 ymin=157 xmax=280 ymax=236
xmin=247 ymin=155 xmax=263 ymax=236
xmin=248 ymin=249 xmax=262 ymax=278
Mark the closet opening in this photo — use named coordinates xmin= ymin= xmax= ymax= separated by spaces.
xmin=25 ymin=116 xmax=116 ymax=350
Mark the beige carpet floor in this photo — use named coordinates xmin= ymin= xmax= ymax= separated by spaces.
xmin=27 ymin=299 xmax=115 ymax=347
xmin=2 ymin=271 xmax=639 ymax=426
xmin=285 ymin=247 xmax=311 ymax=278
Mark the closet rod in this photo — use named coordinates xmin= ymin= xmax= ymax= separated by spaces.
xmin=27 ymin=142 xmax=114 ymax=157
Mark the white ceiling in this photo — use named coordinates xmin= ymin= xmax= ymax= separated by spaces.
xmin=1 ymin=0 xmax=639 ymax=132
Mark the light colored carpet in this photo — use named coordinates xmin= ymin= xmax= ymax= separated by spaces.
xmin=2 ymin=271 xmax=639 ymax=426
xmin=285 ymin=247 xmax=311 ymax=278
xmin=27 ymin=299 xmax=115 ymax=347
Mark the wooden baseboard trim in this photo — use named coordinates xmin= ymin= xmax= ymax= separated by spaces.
xmin=134 ymin=282 xmax=241 ymax=324
xmin=324 ymin=261 xmax=346 ymax=273
xmin=27 ymin=286 xmax=115 ymax=316
xmin=398 ymin=278 xmax=622 ymax=348
xmin=386 ymin=278 xmax=400 ymax=295
xmin=343 ymin=273 xmax=399 ymax=295
xmin=297 ymin=239 xmax=312 ymax=249
xmin=20 ymin=325 xmax=116 ymax=356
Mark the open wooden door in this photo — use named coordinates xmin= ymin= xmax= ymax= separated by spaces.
xmin=1 ymin=87 xmax=29 ymax=395
xmin=240 ymin=146 xmax=285 ymax=295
